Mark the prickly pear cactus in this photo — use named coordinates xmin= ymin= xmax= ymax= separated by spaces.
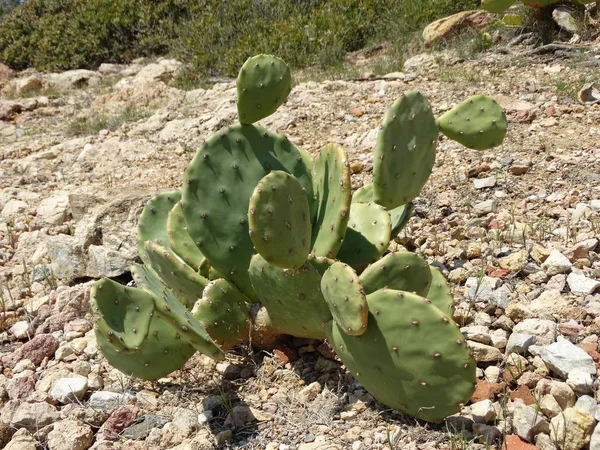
xmin=90 ymin=54 xmax=509 ymax=423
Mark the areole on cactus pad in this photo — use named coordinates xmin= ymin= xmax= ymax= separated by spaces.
xmin=90 ymin=54 xmax=508 ymax=422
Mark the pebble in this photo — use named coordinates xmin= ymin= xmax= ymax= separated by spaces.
xmin=541 ymin=250 xmax=572 ymax=276
xmin=47 ymin=419 xmax=93 ymax=450
xmin=50 ymin=377 xmax=88 ymax=404
xmin=470 ymin=399 xmax=496 ymax=423
xmin=567 ymin=270 xmax=600 ymax=295
xmin=89 ymin=391 xmax=133 ymax=412
xmin=506 ymin=333 xmax=536 ymax=355
xmin=473 ymin=176 xmax=497 ymax=189
xmin=530 ymin=339 xmax=596 ymax=379
xmin=511 ymin=402 xmax=549 ymax=442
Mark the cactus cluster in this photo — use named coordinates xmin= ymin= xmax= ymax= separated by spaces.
xmin=90 ymin=55 xmax=508 ymax=422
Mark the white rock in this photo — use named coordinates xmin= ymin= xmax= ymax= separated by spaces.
xmin=550 ymin=407 xmax=595 ymax=450
xmin=89 ymin=391 xmax=132 ymax=412
xmin=484 ymin=366 xmax=501 ymax=383
xmin=50 ymin=377 xmax=88 ymax=403
xmin=47 ymin=70 xmax=100 ymax=90
xmin=36 ymin=195 xmax=70 ymax=225
xmin=474 ymin=199 xmax=497 ymax=216
xmin=473 ymin=177 xmax=497 ymax=189
xmin=540 ymin=394 xmax=562 ymax=418
xmin=461 ymin=325 xmax=491 ymax=345
xmin=513 ymin=319 xmax=557 ymax=345
xmin=574 ymin=395 xmax=598 ymax=417
xmin=511 ymin=402 xmax=548 ymax=442
xmin=490 ymin=329 xmax=508 ymax=349
xmin=529 ymin=339 xmax=596 ymax=379
xmin=506 ymin=333 xmax=536 ymax=355
xmin=467 ymin=341 xmax=503 ymax=362
xmin=567 ymin=370 xmax=594 ymax=394
xmin=541 ymin=250 xmax=572 ymax=276
xmin=9 ymin=321 xmax=30 ymax=339
xmin=1 ymin=199 xmax=28 ymax=218
xmin=567 ymin=270 xmax=600 ymax=295
xmin=11 ymin=402 xmax=59 ymax=429
xmin=471 ymin=400 xmax=496 ymax=423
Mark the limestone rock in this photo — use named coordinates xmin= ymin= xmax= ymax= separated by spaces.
xmin=550 ymin=407 xmax=594 ymax=450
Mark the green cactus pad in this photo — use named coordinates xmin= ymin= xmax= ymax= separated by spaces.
xmin=130 ymin=263 xmax=224 ymax=360
xmin=337 ymin=202 xmax=392 ymax=273
xmin=91 ymin=279 xmax=154 ymax=353
xmin=181 ymin=123 xmax=313 ymax=301
xmin=326 ymin=289 xmax=476 ymax=422
xmin=152 ymin=285 xmax=224 ymax=360
xmin=248 ymin=254 xmax=332 ymax=339
xmin=321 ymin=262 xmax=368 ymax=336
xmin=237 ymin=54 xmax=292 ymax=124
xmin=437 ymin=95 xmax=508 ymax=150
xmin=95 ymin=320 xmax=196 ymax=380
xmin=94 ymin=265 xmax=196 ymax=380
xmin=193 ymin=279 xmax=251 ymax=350
xmin=352 ymin=184 xmax=413 ymax=240
xmin=311 ymin=144 xmax=351 ymax=258
xmin=427 ymin=266 xmax=455 ymax=316
xmin=167 ymin=201 xmax=206 ymax=273
xmin=144 ymin=241 xmax=209 ymax=309
xmin=308 ymin=255 xmax=335 ymax=276
xmin=481 ymin=0 xmax=517 ymax=12
xmin=360 ymin=251 xmax=432 ymax=297
xmin=373 ymin=91 xmax=438 ymax=209
xmin=137 ymin=190 xmax=181 ymax=263
xmin=248 ymin=171 xmax=311 ymax=269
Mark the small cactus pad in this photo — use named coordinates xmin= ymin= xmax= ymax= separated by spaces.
xmin=152 ymin=284 xmax=225 ymax=360
xmin=144 ymin=241 xmax=209 ymax=309
xmin=336 ymin=203 xmax=392 ymax=273
xmin=193 ymin=279 xmax=251 ymax=350
xmin=321 ymin=262 xmax=368 ymax=336
xmin=352 ymin=184 xmax=413 ymax=240
xmin=427 ymin=266 xmax=455 ymax=316
xmin=326 ymin=289 xmax=476 ymax=422
xmin=137 ymin=190 xmax=181 ymax=262
xmin=248 ymin=171 xmax=311 ymax=269
xmin=237 ymin=54 xmax=292 ymax=124
xmin=167 ymin=201 xmax=206 ymax=273
xmin=248 ymin=254 xmax=332 ymax=339
xmin=360 ymin=251 xmax=432 ymax=297
xmin=181 ymin=123 xmax=313 ymax=300
xmin=91 ymin=279 xmax=154 ymax=353
xmin=481 ymin=0 xmax=517 ymax=12
xmin=373 ymin=91 xmax=438 ymax=209
xmin=437 ymin=95 xmax=508 ymax=150
xmin=311 ymin=144 xmax=351 ymax=258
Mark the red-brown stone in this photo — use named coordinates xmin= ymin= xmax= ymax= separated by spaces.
xmin=509 ymin=385 xmax=535 ymax=406
xmin=504 ymin=434 xmax=539 ymax=450
xmin=471 ymin=380 xmax=505 ymax=403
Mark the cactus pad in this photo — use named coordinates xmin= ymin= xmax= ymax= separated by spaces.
xmin=193 ymin=279 xmax=251 ymax=350
xmin=181 ymin=123 xmax=313 ymax=300
xmin=237 ymin=54 xmax=292 ymax=124
xmin=91 ymin=279 xmax=154 ymax=353
xmin=360 ymin=251 xmax=432 ymax=297
xmin=337 ymin=202 xmax=391 ymax=273
xmin=437 ymin=95 xmax=508 ymax=150
xmin=326 ymin=289 xmax=476 ymax=422
xmin=248 ymin=254 xmax=332 ymax=339
xmin=248 ymin=171 xmax=311 ymax=269
xmin=308 ymin=255 xmax=335 ymax=276
xmin=167 ymin=201 xmax=206 ymax=273
xmin=137 ymin=190 xmax=180 ymax=262
xmin=352 ymin=184 xmax=413 ymax=240
xmin=427 ymin=266 xmax=455 ymax=316
xmin=311 ymin=144 xmax=351 ymax=258
xmin=373 ymin=91 xmax=438 ymax=209
xmin=321 ymin=262 xmax=368 ymax=336
xmin=144 ymin=241 xmax=208 ymax=309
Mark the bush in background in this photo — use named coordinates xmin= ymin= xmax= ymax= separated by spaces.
xmin=0 ymin=0 xmax=480 ymax=75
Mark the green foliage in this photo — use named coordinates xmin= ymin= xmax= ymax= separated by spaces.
xmin=0 ymin=0 xmax=480 ymax=74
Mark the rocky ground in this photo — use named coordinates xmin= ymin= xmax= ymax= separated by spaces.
xmin=1 ymin=35 xmax=600 ymax=450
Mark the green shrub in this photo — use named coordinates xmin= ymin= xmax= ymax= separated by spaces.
xmin=0 ymin=0 xmax=481 ymax=74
